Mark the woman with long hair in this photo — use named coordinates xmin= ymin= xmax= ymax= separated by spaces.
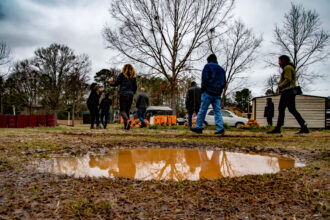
xmin=268 ymin=55 xmax=309 ymax=134
xmin=110 ymin=64 xmax=137 ymax=130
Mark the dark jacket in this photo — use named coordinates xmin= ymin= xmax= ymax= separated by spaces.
xmin=264 ymin=99 xmax=274 ymax=118
xmin=110 ymin=73 xmax=137 ymax=95
xmin=99 ymin=97 xmax=112 ymax=112
xmin=87 ymin=90 xmax=101 ymax=109
xmin=185 ymin=86 xmax=201 ymax=112
xmin=201 ymin=61 xmax=226 ymax=97
xmin=136 ymin=92 xmax=149 ymax=109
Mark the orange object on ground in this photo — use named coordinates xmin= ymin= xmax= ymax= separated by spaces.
xmin=120 ymin=117 xmax=134 ymax=124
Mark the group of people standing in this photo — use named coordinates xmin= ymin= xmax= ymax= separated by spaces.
xmin=88 ymin=54 xmax=309 ymax=134
xmin=87 ymin=64 xmax=149 ymax=130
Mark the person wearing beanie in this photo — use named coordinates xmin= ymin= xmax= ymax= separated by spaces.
xmin=190 ymin=54 xmax=226 ymax=135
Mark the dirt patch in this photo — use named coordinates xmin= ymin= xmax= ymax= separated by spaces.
xmin=0 ymin=126 xmax=329 ymax=219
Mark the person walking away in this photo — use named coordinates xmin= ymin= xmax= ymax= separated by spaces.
xmin=136 ymin=88 xmax=149 ymax=128
xmin=110 ymin=64 xmax=137 ymax=130
xmin=264 ymin=98 xmax=274 ymax=126
xmin=190 ymin=54 xmax=226 ymax=135
xmin=99 ymin=93 xmax=112 ymax=129
xmin=268 ymin=55 xmax=309 ymax=134
xmin=87 ymin=83 xmax=102 ymax=129
xmin=185 ymin=81 xmax=201 ymax=128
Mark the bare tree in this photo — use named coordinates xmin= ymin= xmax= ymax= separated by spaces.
xmin=7 ymin=60 xmax=41 ymax=114
xmin=103 ymin=0 xmax=234 ymax=114
xmin=0 ymin=42 xmax=11 ymax=67
xmin=271 ymin=3 xmax=329 ymax=85
xmin=65 ymin=55 xmax=91 ymax=127
xmin=208 ymin=20 xmax=262 ymax=107
xmin=264 ymin=73 xmax=280 ymax=96
xmin=33 ymin=44 xmax=90 ymax=125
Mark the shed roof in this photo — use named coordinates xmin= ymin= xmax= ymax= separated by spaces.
xmin=252 ymin=94 xmax=327 ymax=101
xmin=146 ymin=106 xmax=173 ymax=111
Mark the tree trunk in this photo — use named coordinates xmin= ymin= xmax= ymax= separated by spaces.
xmin=170 ymin=83 xmax=177 ymax=116
xmin=221 ymin=84 xmax=228 ymax=108
xmin=72 ymin=103 xmax=75 ymax=127
xmin=54 ymin=109 xmax=58 ymax=126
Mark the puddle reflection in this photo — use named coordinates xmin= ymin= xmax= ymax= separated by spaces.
xmin=41 ymin=148 xmax=303 ymax=181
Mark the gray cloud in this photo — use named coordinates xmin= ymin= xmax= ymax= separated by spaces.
xmin=0 ymin=0 xmax=329 ymax=97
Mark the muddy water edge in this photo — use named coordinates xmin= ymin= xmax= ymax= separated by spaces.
xmin=0 ymin=128 xmax=329 ymax=219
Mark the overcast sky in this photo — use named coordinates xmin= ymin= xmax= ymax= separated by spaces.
xmin=0 ymin=0 xmax=329 ymax=98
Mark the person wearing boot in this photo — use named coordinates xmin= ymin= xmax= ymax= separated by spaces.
xmin=110 ymin=64 xmax=137 ymax=130
xmin=268 ymin=55 xmax=309 ymax=134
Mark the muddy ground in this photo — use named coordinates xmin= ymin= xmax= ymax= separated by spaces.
xmin=0 ymin=125 xmax=329 ymax=219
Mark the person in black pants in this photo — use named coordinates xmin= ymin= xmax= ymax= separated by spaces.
xmin=264 ymin=98 xmax=274 ymax=126
xmin=185 ymin=81 xmax=201 ymax=128
xmin=110 ymin=64 xmax=137 ymax=130
xmin=99 ymin=93 xmax=112 ymax=129
xmin=268 ymin=55 xmax=309 ymax=134
xmin=87 ymin=83 xmax=102 ymax=129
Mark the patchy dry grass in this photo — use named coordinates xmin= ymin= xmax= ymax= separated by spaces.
xmin=0 ymin=124 xmax=329 ymax=219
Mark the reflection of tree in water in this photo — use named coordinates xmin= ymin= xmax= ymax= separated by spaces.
xmin=219 ymin=152 xmax=235 ymax=177
xmin=89 ymin=154 xmax=117 ymax=170
xmin=108 ymin=150 xmax=136 ymax=179
xmin=143 ymin=149 xmax=189 ymax=180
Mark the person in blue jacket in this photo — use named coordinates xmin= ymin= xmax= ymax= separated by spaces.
xmin=190 ymin=54 xmax=226 ymax=135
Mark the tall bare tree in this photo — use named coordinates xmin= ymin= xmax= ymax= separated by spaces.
xmin=208 ymin=20 xmax=262 ymax=107
xmin=33 ymin=44 xmax=90 ymax=125
xmin=271 ymin=3 xmax=329 ymax=85
xmin=0 ymin=42 xmax=10 ymax=67
xmin=7 ymin=60 xmax=41 ymax=114
xmin=104 ymin=0 xmax=234 ymax=114
xmin=65 ymin=55 xmax=91 ymax=127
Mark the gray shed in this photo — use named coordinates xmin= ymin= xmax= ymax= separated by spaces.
xmin=252 ymin=95 xmax=326 ymax=128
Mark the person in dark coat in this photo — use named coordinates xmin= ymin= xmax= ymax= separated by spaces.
xmin=136 ymin=88 xmax=149 ymax=128
xmin=268 ymin=55 xmax=309 ymax=134
xmin=264 ymin=98 xmax=274 ymax=126
xmin=87 ymin=83 xmax=102 ymax=129
xmin=185 ymin=81 xmax=201 ymax=128
xmin=110 ymin=64 xmax=137 ymax=130
xmin=190 ymin=54 xmax=226 ymax=135
xmin=99 ymin=93 xmax=112 ymax=129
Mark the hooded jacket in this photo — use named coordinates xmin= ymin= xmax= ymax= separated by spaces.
xmin=201 ymin=61 xmax=226 ymax=97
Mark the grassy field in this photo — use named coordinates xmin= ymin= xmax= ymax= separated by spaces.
xmin=0 ymin=124 xmax=329 ymax=219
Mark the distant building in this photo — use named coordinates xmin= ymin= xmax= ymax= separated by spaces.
xmin=252 ymin=95 xmax=326 ymax=128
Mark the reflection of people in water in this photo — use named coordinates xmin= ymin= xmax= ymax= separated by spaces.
xmin=184 ymin=149 xmax=201 ymax=173
xmin=108 ymin=150 xmax=136 ymax=179
xmin=199 ymin=151 xmax=222 ymax=179
xmin=89 ymin=155 xmax=116 ymax=170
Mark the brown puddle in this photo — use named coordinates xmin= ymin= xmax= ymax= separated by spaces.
xmin=39 ymin=148 xmax=304 ymax=181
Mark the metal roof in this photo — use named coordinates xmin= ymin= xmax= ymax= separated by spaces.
xmin=146 ymin=106 xmax=173 ymax=111
xmin=252 ymin=94 xmax=327 ymax=101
